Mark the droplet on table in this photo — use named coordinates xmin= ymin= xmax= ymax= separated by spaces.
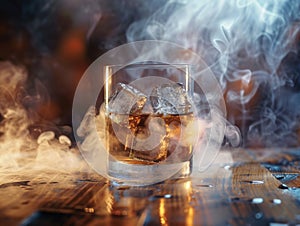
xmin=243 ymin=180 xmax=264 ymax=184
xmin=196 ymin=184 xmax=213 ymax=188
xmin=251 ymin=180 xmax=264 ymax=184
xmin=164 ymin=194 xmax=172 ymax=199
xmin=278 ymin=184 xmax=289 ymax=189
xmin=272 ymin=199 xmax=282 ymax=205
xmin=84 ymin=207 xmax=95 ymax=213
xmin=223 ymin=165 xmax=231 ymax=170
xmin=251 ymin=197 xmax=264 ymax=204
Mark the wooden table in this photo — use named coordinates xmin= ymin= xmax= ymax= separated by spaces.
xmin=0 ymin=148 xmax=299 ymax=226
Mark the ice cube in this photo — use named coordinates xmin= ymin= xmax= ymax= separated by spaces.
xmin=133 ymin=116 xmax=167 ymax=152
xmin=108 ymin=83 xmax=147 ymax=114
xmin=150 ymin=83 xmax=192 ymax=114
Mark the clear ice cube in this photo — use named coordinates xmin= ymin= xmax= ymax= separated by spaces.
xmin=150 ymin=83 xmax=191 ymax=114
xmin=108 ymin=83 xmax=147 ymax=114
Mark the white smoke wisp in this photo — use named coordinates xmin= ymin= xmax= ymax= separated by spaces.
xmin=126 ymin=0 xmax=300 ymax=147
xmin=0 ymin=62 xmax=89 ymax=184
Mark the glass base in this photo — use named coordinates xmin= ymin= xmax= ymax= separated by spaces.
xmin=170 ymin=160 xmax=192 ymax=179
xmin=108 ymin=159 xmax=192 ymax=186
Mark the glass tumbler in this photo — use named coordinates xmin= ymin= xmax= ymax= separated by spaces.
xmin=99 ymin=63 xmax=201 ymax=184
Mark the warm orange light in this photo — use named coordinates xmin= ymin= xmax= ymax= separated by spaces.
xmin=58 ymin=30 xmax=86 ymax=63
xmin=159 ymin=199 xmax=168 ymax=226
xmin=186 ymin=206 xmax=195 ymax=226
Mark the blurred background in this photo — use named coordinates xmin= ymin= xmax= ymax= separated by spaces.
xmin=0 ymin=0 xmax=300 ymax=148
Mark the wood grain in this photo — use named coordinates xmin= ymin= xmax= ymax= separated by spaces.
xmin=0 ymin=149 xmax=299 ymax=226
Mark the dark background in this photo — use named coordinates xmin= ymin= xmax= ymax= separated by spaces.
xmin=0 ymin=0 xmax=300 ymax=148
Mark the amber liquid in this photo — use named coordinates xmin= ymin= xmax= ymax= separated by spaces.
xmin=106 ymin=112 xmax=194 ymax=165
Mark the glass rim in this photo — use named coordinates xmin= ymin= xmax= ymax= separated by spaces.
xmin=104 ymin=62 xmax=191 ymax=70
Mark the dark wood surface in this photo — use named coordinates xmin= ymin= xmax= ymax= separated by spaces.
xmin=0 ymin=148 xmax=299 ymax=226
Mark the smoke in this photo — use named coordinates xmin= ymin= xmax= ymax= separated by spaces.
xmin=0 ymin=62 xmax=88 ymax=184
xmin=125 ymin=0 xmax=300 ymax=147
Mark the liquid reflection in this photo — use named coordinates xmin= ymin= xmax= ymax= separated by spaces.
xmin=136 ymin=179 xmax=195 ymax=225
